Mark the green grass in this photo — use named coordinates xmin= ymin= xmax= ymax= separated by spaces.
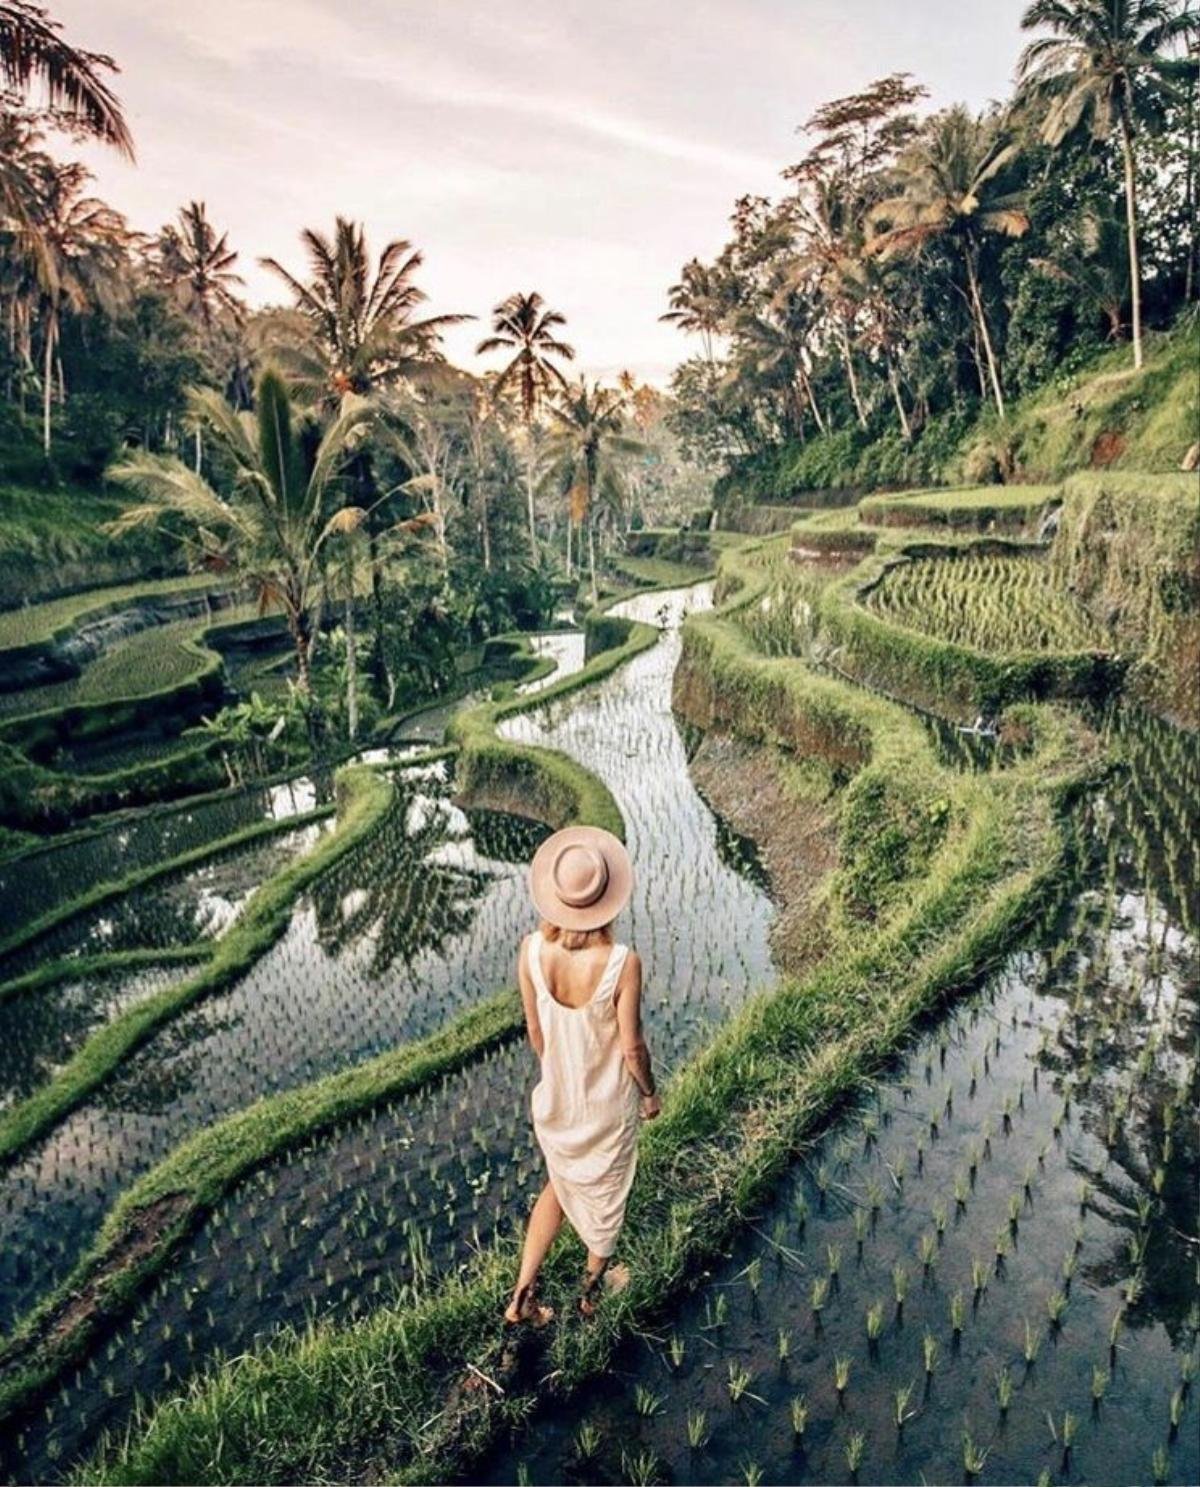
xmin=0 ymin=571 xmax=228 ymax=654
xmin=75 ymin=546 xmax=1101 ymax=1487
xmin=0 ymin=618 xmax=232 ymax=720
xmin=864 ymin=551 xmax=1107 ymax=654
xmin=959 ymin=323 xmax=1199 ymax=481
xmin=859 ymin=485 xmax=1059 ymax=531
xmin=610 ymin=553 xmax=712 ymax=587
xmin=0 ymin=767 xmax=392 ymax=1168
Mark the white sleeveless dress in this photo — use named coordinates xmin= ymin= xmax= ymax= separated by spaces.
xmin=527 ymin=930 xmax=641 ymax=1258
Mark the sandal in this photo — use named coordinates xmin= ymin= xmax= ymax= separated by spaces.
xmin=504 ymin=1282 xmax=555 ymax=1327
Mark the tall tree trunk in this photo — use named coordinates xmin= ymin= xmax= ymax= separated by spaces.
xmin=964 ymin=247 xmax=1005 ymax=418
xmin=344 ymin=580 xmax=358 ymax=741
xmin=836 ymin=319 xmax=868 ymax=430
xmin=565 ymin=513 xmax=573 ymax=576
xmin=1118 ymin=104 xmax=1144 ymax=370
xmin=479 ymin=485 xmax=491 ymax=570
xmin=587 ymin=517 xmax=598 ymax=604
xmin=886 ymin=356 xmax=912 ymax=440
xmin=194 ymin=427 xmax=203 ymax=474
xmin=799 ymin=364 xmax=826 ymax=433
xmin=41 ymin=311 xmax=55 ymax=455
xmin=524 ymin=425 xmax=539 ymax=557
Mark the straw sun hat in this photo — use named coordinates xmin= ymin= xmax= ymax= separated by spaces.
xmin=529 ymin=826 xmax=633 ymax=932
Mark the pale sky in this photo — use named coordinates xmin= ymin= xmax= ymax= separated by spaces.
xmin=53 ymin=0 xmax=1031 ymax=383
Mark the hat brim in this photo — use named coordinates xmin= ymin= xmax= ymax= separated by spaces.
xmin=529 ymin=826 xmax=634 ymax=931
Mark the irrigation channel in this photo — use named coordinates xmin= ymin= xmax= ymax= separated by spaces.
xmin=482 ymin=707 xmax=1199 ymax=1487
xmin=0 ymin=586 xmax=781 ymax=1480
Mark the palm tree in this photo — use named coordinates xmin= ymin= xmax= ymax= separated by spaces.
xmin=867 ymin=107 xmax=1030 ymax=417
xmin=0 ymin=2 xmax=132 ymax=155
xmin=19 ymin=158 xmax=129 ymax=452
xmin=1017 ymin=0 xmax=1198 ymax=368
xmin=660 ymin=258 xmax=727 ymax=365
xmin=106 ymin=369 xmax=374 ymax=731
xmin=542 ymin=378 xmax=642 ymax=601
xmin=475 ymin=290 xmax=575 ymax=556
xmin=155 ymin=201 xmax=245 ymax=469
xmin=155 ymin=201 xmax=244 ymax=330
xmin=260 ymin=218 xmax=466 ymax=407
xmin=262 ymin=218 xmax=468 ymax=690
xmin=1031 ymin=207 xmax=1130 ymax=339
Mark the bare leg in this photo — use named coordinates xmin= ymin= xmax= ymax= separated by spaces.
xmin=505 ymin=1181 xmax=562 ymax=1323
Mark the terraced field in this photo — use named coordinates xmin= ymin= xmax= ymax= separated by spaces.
xmin=864 ymin=551 xmax=1109 ymax=655
xmin=0 ymin=503 xmax=1193 ymax=1487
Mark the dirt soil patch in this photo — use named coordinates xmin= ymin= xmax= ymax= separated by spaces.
xmin=688 ymin=731 xmax=838 ymax=976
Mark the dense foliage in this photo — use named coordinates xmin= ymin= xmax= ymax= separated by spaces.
xmin=661 ymin=3 xmax=1197 ymax=500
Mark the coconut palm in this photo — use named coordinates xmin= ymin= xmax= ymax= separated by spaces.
xmin=1031 ymin=207 xmax=1130 ymax=339
xmin=260 ymin=218 xmax=467 ymax=408
xmin=155 ymin=201 xmax=244 ymax=331
xmin=0 ymin=1 xmax=132 ymax=154
xmin=475 ymin=290 xmax=575 ymax=556
xmin=18 ymin=157 xmax=130 ymax=452
xmin=660 ymin=258 xmax=727 ymax=364
xmin=154 ymin=201 xmax=245 ymax=469
xmin=262 ymin=218 xmax=468 ymax=691
xmin=542 ymin=378 xmax=643 ymax=600
xmin=105 ymin=369 xmax=375 ymax=726
xmin=1017 ymin=0 xmax=1199 ymax=368
xmin=867 ymin=107 xmax=1030 ymax=417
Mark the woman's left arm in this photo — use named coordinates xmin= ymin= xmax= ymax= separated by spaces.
xmin=516 ymin=936 xmax=544 ymax=1059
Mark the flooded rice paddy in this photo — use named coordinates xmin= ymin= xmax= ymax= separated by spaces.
xmin=1 ymin=587 xmax=1196 ymax=1486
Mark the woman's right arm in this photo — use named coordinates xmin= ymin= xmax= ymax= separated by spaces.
xmin=517 ymin=936 xmax=544 ymax=1059
xmin=616 ymin=951 xmax=660 ymax=1118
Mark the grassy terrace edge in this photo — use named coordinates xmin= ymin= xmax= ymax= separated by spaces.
xmin=0 ymin=765 xmax=392 ymax=1170
xmin=78 ymin=555 xmax=1102 ymax=1486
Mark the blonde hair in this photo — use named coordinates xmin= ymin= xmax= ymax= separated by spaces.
xmin=540 ymin=919 xmax=614 ymax=952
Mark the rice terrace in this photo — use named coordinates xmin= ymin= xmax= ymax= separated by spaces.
xmin=0 ymin=2 xmax=1197 ymax=1484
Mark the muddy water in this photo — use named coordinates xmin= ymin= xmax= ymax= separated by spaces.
xmin=482 ymin=718 xmax=1199 ymax=1487
xmin=0 ymin=585 xmax=780 ymax=1481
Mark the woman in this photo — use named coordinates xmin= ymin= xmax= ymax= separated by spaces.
xmin=504 ymin=825 xmax=660 ymax=1326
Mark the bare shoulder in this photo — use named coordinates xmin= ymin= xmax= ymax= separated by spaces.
xmin=619 ymin=946 xmax=642 ymax=983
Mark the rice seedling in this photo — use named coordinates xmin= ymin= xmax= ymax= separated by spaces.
xmin=893 ymin=1263 xmax=908 ymax=1307
xmin=962 ymin=1427 xmax=989 ymax=1478
xmin=996 ymin=1366 xmax=1013 ymax=1414
xmin=826 ymin=1242 xmax=842 ymax=1279
xmin=1092 ymin=1365 xmax=1108 ymax=1404
xmin=1024 ymin=1319 xmax=1042 ymax=1365
xmin=919 ymin=1232 xmax=938 ymax=1271
xmin=686 ymin=1409 xmax=710 ymax=1450
xmin=790 ymin=1394 xmax=808 ymax=1439
xmin=633 ymin=1384 xmax=663 ymax=1417
xmin=865 ymin=1301 xmax=884 ymax=1341
xmin=1169 ymin=1386 xmax=1184 ymax=1434
xmin=741 ymin=1458 xmax=764 ymax=1486
xmin=727 ymin=1361 xmax=764 ymax=1407
xmin=619 ymin=1446 xmax=662 ymax=1486
xmin=895 ymin=1380 xmax=918 ymax=1428
xmin=834 ymin=1356 xmax=852 ymax=1397
xmin=667 ymin=1333 xmax=686 ymax=1370
xmin=1152 ymin=1444 xmax=1170 ymax=1484
xmin=971 ymin=1257 xmax=988 ymax=1297
xmin=810 ymin=1276 xmax=829 ymax=1317
xmin=845 ymin=1430 xmax=866 ymax=1475
xmin=574 ymin=1421 xmax=602 ymax=1461
xmin=1046 ymin=1290 xmax=1068 ymax=1328
xmin=950 ymin=1290 xmax=966 ymax=1335
xmin=923 ymin=1330 xmax=939 ymax=1377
